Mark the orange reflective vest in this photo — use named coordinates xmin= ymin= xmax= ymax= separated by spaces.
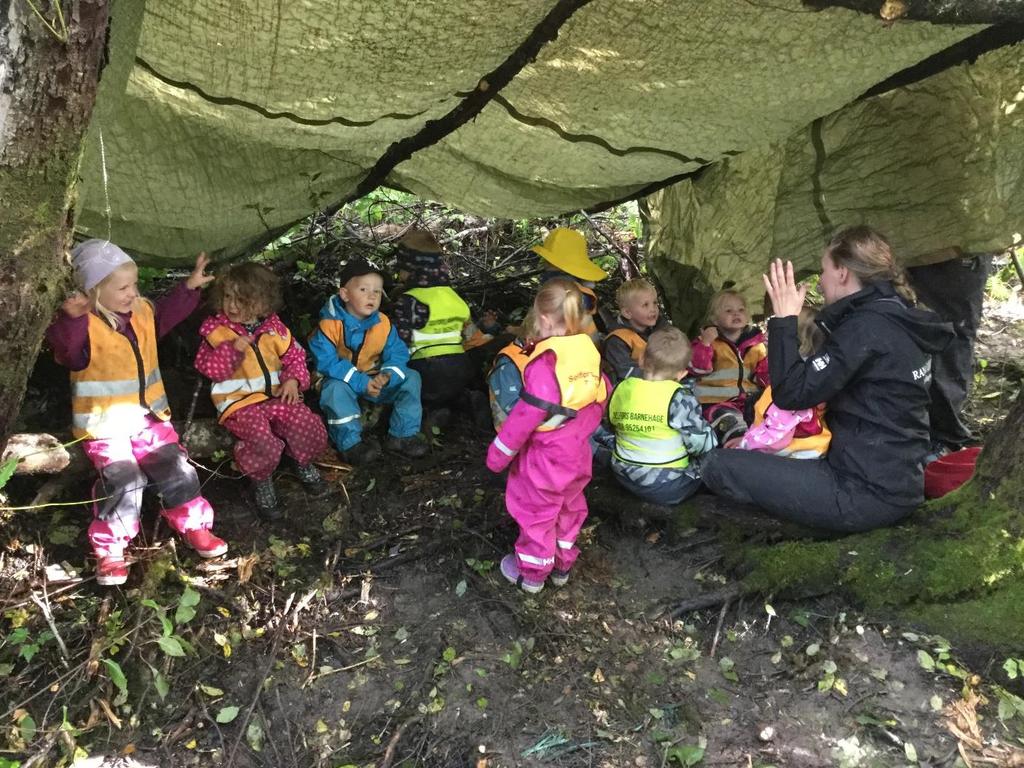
xmin=70 ymin=299 xmax=171 ymax=439
xmin=603 ymin=327 xmax=646 ymax=364
xmin=522 ymin=334 xmax=607 ymax=431
xmin=693 ymin=336 xmax=766 ymax=405
xmin=316 ymin=314 xmax=391 ymax=373
xmin=206 ymin=324 xmax=292 ymax=422
xmin=751 ymin=386 xmax=831 ymax=459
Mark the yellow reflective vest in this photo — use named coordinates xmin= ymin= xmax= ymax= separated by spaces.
xmin=70 ymin=299 xmax=171 ymax=439
xmin=524 ymin=334 xmax=607 ymax=431
xmin=609 ymin=378 xmax=688 ymax=468
xmin=405 ymin=286 xmax=470 ymax=360
xmin=205 ymin=324 xmax=292 ymax=422
xmin=750 ymin=386 xmax=831 ymax=459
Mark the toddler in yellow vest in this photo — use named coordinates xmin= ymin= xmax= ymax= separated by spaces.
xmin=309 ymin=259 xmax=428 ymax=464
xmin=46 ymin=240 xmax=227 ymax=586
xmin=610 ymin=327 xmax=717 ymax=506
xmin=195 ymin=263 xmax=329 ymax=518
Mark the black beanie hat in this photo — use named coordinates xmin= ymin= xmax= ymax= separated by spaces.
xmin=338 ymin=258 xmax=383 ymax=287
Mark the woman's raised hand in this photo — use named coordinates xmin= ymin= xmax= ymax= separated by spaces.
xmin=762 ymin=259 xmax=807 ymax=318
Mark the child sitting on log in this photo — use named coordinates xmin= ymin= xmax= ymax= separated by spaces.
xmin=602 ymin=277 xmax=669 ymax=386
xmin=736 ymin=307 xmax=831 ymax=458
xmin=47 ymin=240 xmax=227 ymax=585
xmin=308 ymin=259 xmax=427 ymax=464
xmin=690 ymin=289 xmax=767 ymax=445
xmin=195 ymin=263 xmax=328 ymax=519
xmin=609 ymin=327 xmax=716 ymax=506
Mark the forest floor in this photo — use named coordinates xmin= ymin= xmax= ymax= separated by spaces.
xmin=1 ymin=287 xmax=1023 ymax=768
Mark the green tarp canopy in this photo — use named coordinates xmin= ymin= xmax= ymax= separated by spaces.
xmin=79 ymin=0 xmax=986 ymax=267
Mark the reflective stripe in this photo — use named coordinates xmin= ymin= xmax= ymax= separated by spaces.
xmin=411 ymin=329 xmax=460 ymax=341
xmin=210 ymin=373 xmax=278 ymax=396
xmin=540 ymin=414 xmax=568 ymax=429
xmin=517 ymin=553 xmax=555 ymax=566
xmin=700 ymin=368 xmax=741 ymax=382
xmin=493 ymin=437 xmax=516 ymax=457
xmin=343 ymin=367 xmax=357 ymax=383
xmin=145 ymin=368 xmax=162 ymax=388
xmin=381 ymin=365 xmax=405 ymax=380
xmin=614 ymin=434 xmax=687 ymax=466
xmin=556 ymin=540 xmax=574 ymax=550
xmin=149 ymin=395 xmax=170 ymax=414
xmin=327 ymin=414 xmax=360 ymax=425
xmin=778 ymin=447 xmax=824 ymax=459
xmin=72 ymin=378 xmax=141 ymax=397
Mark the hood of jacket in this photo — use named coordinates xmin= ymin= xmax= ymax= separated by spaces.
xmin=818 ymin=281 xmax=952 ymax=356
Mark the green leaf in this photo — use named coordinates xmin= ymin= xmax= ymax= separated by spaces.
xmin=19 ymin=644 xmax=40 ymax=663
xmin=0 ymin=757 xmax=23 ymax=768
xmin=199 ymin=684 xmax=224 ymax=697
xmin=805 ymin=643 xmax=820 ymax=657
xmin=1003 ymin=658 xmax=1019 ymax=680
xmin=455 ymin=580 xmax=467 ymax=597
xmin=152 ymin=669 xmax=170 ymax=700
xmin=0 ymin=456 xmax=20 ymax=491
xmin=18 ymin=713 xmax=36 ymax=743
xmin=442 ymin=647 xmax=456 ymax=663
xmin=666 ymin=744 xmax=705 ymax=767
xmin=102 ymin=659 xmax=127 ymax=694
xmin=394 ymin=626 xmax=409 ymax=642
xmin=917 ymin=650 xmax=935 ymax=671
xmin=246 ymin=717 xmax=264 ymax=752
xmin=216 ymin=706 xmax=239 ymax=724
xmin=904 ymin=741 xmax=918 ymax=763
xmin=157 ymin=636 xmax=186 ymax=657
xmin=175 ymin=586 xmax=200 ymax=625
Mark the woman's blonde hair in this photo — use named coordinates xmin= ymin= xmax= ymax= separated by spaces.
xmin=825 ymin=226 xmax=916 ymax=304
xmin=534 ymin=277 xmax=585 ymax=336
xmin=209 ymin=263 xmax=282 ymax=318
xmin=705 ymin=289 xmax=747 ymax=326
xmin=797 ymin=306 xmax=825 ymax=358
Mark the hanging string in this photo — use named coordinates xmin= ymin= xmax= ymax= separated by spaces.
xmin=98 ymin=127 xmax=112 ymax=243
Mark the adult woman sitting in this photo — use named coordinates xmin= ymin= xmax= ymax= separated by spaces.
xmin=701 ymin=226 xmax=953 ymax=532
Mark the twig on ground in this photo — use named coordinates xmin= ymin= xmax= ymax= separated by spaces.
xmin=709 ymin=598 xmax=731 ymax=659
xmin=380 ymin=713 xmax=424 ymax=768
xmin=668 ymin=584 xmax=744 ymax=620
xmin=226 ymin=619 xmax=286 ymax=768
xmin=29 ymin=587 xmax=69 ymax=667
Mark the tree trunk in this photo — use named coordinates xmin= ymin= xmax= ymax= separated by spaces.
xmin=0 ymin=0 xmax=110 ymax=443
xmin=804 ymin=0 xmax=1024 ymax=24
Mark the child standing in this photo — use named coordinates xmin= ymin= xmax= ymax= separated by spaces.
xmin=602 ymin=278 xmax=668 ymax=386
xmin=609 ymin=328 xmax=716 ymax=506
xmin=46 ymin=240 xmax=226 ymax=586
xmin=738 ymin=307 xmax=831 ymax=458
xmin=309 ymin=259 xmax=427 ymax=464
xmin=690 ymin=289 xmax=767 ymax=444
xmin=486 ymin=279 xmax=608 ymax=593
xmin=195 ymin=263 xmax=329 ymax=518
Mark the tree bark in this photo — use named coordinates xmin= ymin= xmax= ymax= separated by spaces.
xmin=804 ymin=0 xmax=1024 ymax=24
xmin=0 ymin=0 xmax=110 ymax=443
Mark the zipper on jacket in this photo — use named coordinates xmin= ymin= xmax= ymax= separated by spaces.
xmin=128 ymin=337 xmax=149 ymax=408
xmin=250 ymin=341 xmax=274 ymax=395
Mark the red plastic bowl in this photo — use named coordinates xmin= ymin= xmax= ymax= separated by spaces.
xmin=924 ymin=447 xmax=982 ymax=499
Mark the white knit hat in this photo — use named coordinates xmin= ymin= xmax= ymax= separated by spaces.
xmin=71 ymin=240 xmax=134 ymax=292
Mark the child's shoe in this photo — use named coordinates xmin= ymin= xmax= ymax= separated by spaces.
xmin=500 ymin=554 xmax=544 ymax=594
xmin=184 ymin=529 xmax=228 ymax=558
xmin=253 ymin=478 xmax=283 ymax=520
xmin=386 ymin=434 xmax=428 ymax=458
xmin=96 ymin=556 xmax=129 ymax=586
xmin=341 ymin=441 xmax=380 ymax=466
xmin=549 ymin=569 xmax=571 ymax=587
xmin=296 ymin=463 xmax=330 ymax=497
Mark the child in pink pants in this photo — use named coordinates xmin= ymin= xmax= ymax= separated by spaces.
xmin=486 ymin=279 xmax=608 ymax=593
xmin=47 ymin=240 xmax=227 ymax=586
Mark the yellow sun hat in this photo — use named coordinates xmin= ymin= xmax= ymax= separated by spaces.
xmin=530 ymin=228 xmax=608 ymax=282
